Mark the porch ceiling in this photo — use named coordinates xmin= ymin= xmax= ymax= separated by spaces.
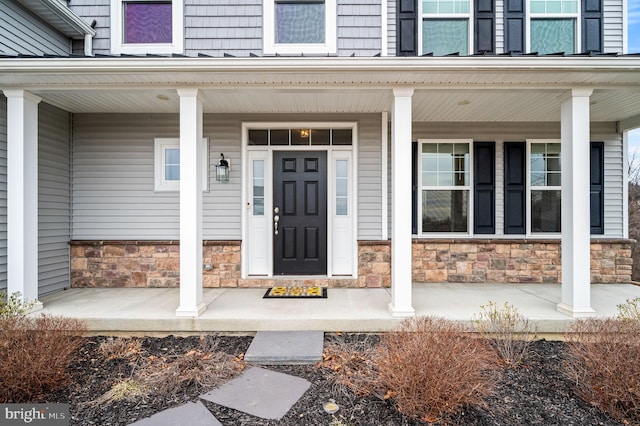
xmin=1 ymin=57 xmax=640 ymax=123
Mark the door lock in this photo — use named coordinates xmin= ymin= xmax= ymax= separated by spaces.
xmin=274 ymin=207 xmax=280 ymax=235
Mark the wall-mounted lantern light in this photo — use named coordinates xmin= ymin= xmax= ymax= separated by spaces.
xmin=216 ymin=153 xmax=230 ymax=182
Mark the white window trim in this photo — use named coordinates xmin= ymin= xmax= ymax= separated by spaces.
xmin=263 ymin=0 xmax=337 ymax=55
xmin=154 ymin=138 xmax=209 ymax=192
xmin=241 ymin=122 xmax=358 ymax=279
xmin=418 ymin=139 xmax=474 ymax=237
xmin=111 ymin=0 xmax=184 ymax=55
xmin=419 ymin=0 xmax=474 ymax=56
xmin=526 ymin=139 xmax=561 ymax=236
xmin=525 ymin=0 xmax=580 ymax=53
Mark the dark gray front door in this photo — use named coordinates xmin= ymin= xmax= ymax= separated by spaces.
xmin=273 ymin=151 xmax=327 ymax=275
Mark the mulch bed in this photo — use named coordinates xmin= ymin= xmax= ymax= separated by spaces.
xmin=37 ymin=334 xmax=621 ymax=425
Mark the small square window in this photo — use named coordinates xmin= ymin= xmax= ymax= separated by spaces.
xmin=154 ymin=138 xmax=209 ymax=192
xmin=124 ymin=2 xmax=173 ymax=44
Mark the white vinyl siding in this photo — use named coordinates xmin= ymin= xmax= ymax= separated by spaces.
xmin=1 ymin=0 xmax=70 ymax=55
xmin=39 ymin=103 xmax=71 ymax=295
xmin=603 ymin=0 xmax=623 ymax=53
xmin=72 ymin=113 xmax=382 ymax=241
xmin=410 ymin=121 xmax=624 ymax=238
xmin=0 ymin=96 xmax=7 ymax=291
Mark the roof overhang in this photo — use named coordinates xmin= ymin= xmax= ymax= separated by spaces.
xmin=1 ymin=57 xmax=639 ymax=125
xmin=15 ymin=0 xmax=96 ymax=39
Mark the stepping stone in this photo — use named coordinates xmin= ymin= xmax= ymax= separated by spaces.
xmin=128 ymin=401 xmax=221 ymax=426
xmin=244 ymin=330 xmax=324 ymax=365
xmin=200 ymin=367 xmax=311 ymax=420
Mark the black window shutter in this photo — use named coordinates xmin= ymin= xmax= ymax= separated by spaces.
xmin=504 ymin=0 xmax=525 ymax=54
xmin=590 ymin=142 xmax=604 ymax=234
xmin=474 ymin=142 xmax=496 ymax=234
xmin=412 ymin=141 xmax=418 ymax=234
xmin=504 ymin=142 xmax=526 ymax=234
xmin=582 ymin=0 xmax=603 ymax=53
xmin=474 ymin=0 xmax=495 ymax=54
xmin=397 ymin=0 xmax=418 ymax=56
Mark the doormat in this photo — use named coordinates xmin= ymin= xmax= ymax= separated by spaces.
xmin=263 ymin=286 xmax=327 ymax=299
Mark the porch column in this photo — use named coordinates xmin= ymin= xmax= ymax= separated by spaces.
xmin=389 ymin=88 xmax=415 ymax=317
xmin=176 ymin=89 xmax=206 ymax=317
xmin=3 ymin=90 xmax=42 ymax=310
xmin=557 ymin=88 xmax=595 ymax=317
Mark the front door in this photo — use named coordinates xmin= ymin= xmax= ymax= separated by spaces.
xmin=273 ymin=151 xmax=327 ymax=275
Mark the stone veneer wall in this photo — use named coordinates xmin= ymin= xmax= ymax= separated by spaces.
xmin=412 ymin=239 xmax=633 ymax=284
xmin=70 ymin=240 xmax=392 ymax=288
xmin=70 ymin=239 xmax=631 ymax=288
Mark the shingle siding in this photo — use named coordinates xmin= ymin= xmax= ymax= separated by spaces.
xmin=338 ymin=0 xmax=383 ymax=56
xmin=69 ymin=0 xmax=110 ymax=55
xmin=1 ymin=0 xmax=70 ymax=55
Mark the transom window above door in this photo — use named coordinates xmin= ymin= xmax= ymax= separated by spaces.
xmin=248 ymin=128 xmax=352 ymax=146
xmin=263 ymin=0 xmax=337 ymax=54
xmin=111 ymin=0 xmax=184 ymax=54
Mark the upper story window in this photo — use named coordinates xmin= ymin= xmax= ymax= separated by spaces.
xmin=528 ymin=0 xmax=578 ymax=54
xmin=111 ymin=0 xmax=184 ymax=54
xmin=263 ymin=0 xmax=337 ymax=55
xmin=421 ymin=0 xmax=472 ymax=55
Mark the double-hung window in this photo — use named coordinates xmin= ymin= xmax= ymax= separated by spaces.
xmin=528 ymin=0 xmax=578 ymax=54
xmin=529 ymin=141 xmax=561 ymax=233
xmin=154 ymin=138 xmax=209 ymax=192
xmin=263 ymin=0 xmax=337 ymax=54
xmin=421 ymin=0 xmax=472 ymax=55
xmin=420 ymin=141 xmax=471 ymax=233
xmin=111 ymin=0 xmax=184 ymax=54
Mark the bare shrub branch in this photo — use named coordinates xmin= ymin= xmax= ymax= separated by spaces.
xmin=473 ymin=301 xmax=537 ymax=366
xmin=376 ymin=317 xmax=498 ymax=423
xmin=0 ymin=312 xmax=86 ymax=402
xmin=99 ymin=338 xmax=143 ymax=360
xmin=565 ymin=318 xmax=640 ymax=424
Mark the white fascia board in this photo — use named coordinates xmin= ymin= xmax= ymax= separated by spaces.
xmin=20 ymin=0 xmax=96 ymax=38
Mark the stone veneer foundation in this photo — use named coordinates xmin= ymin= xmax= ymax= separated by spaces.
xmin=70 ymin=239 xmax=632 ymax=289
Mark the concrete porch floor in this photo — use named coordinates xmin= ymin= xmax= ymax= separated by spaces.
xmin=37 ymin=283 xmax=640 ymax=335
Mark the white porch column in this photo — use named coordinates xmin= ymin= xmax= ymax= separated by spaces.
xmin=557 ymin=88 xmax=595 ymax=317
xmin=3 ymin=90 xmax=42 ymax=310
xmin=176 ymin=89 xmax=206 ymax=317
xmin=389 ymin=88 xmax=415 ymax=317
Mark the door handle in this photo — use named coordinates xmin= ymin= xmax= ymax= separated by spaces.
xmin=274 ymin=207 xmax=280 ymax=235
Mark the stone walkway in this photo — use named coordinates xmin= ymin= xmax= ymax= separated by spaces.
xmin=128 ymin=331 xmax=324 ymax=425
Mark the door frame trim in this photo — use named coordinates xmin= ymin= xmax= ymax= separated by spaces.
xmin=241 ymin=122 xmax=359 ymax=279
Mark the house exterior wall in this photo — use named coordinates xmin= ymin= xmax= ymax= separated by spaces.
xmin=70 ymin=0 xmax=384 ymax=57
xmin=1 ymin=0 xmax=71 ymax=55
xmin=0 ymin=96 xmax=7 ymax=291
xmin=603 ymin=0 xmax=624 ymax=53
xmin=38 ymin=103 xmax=71 ymax=295
xmin=72 ymin=113 xmax=384 ymax=241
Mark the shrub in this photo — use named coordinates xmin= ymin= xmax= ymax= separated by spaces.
xmin=99 ymin=337 xmax=143 ymax=360
xmin=473 ymin=301 xmax=536 ymax=366
xmin=135 ymin=348 xmax=246 ymax=397
xmin=565 ymin=317 xmax=640 ymax=424
xmin=89 ymin=379 xmax=148 ymax=406
xmin=617 ymin=297 xmax=640 ymax=322
xmin=375 ymin=317 xmax=498 ymax=423
xmin=0 ymin=292 xmax=86 ymax=402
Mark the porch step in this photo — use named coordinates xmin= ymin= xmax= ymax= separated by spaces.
xmin=244 ymin=330 xmax=324 ymax=365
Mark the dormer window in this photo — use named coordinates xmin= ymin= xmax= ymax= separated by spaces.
xmin=111 ymin=0 xmax=184 ymax=54
xmin=263 ymin=0 xmax=337 ymax=54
